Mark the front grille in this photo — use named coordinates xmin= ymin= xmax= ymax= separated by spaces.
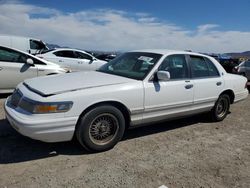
xmin=10 ymin=90 xmax=22 ymax=107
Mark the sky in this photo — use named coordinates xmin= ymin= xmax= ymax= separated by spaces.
xmin=0 ymin=0 xmax=250 ymax=53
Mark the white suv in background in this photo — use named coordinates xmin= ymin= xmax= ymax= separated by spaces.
xmin=0 ymin=46 xmax=67 ymax=93
xmin=37 ymin=48 xmax=108 ymax=71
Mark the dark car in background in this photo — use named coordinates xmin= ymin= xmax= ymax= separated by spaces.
xmin=233 ymin=60 xmax=250 ymax=81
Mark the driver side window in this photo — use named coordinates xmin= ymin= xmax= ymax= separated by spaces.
xmin=159 ymin=55 xmax=189 ymax=79
xmin=75 ymin=52 xmax=93 ymax=60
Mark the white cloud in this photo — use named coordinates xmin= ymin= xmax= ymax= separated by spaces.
xmin=197 ymin=24 xmax=219 ymax=34
xmin=0 ymin=1 xmax=250 ymax=53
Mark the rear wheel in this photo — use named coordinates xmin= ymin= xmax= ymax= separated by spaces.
xmin=210 ymin=94 xmax=230 ymax=121
xmin=76 ymin=105 xmax=125 ymax=152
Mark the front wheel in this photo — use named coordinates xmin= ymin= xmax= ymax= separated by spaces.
xmin=76 ymin=105 xmax=125 ymax=152
xmin=210 ymin=94 xmax=230 ymax=122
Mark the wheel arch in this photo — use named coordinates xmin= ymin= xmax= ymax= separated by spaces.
xmin=76 ymin=100 xmax=131 ymax=130
xmin=220 ymin=89 xmax=235 ymax=104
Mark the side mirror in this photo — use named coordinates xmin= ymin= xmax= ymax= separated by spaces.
xmin=157 ymin=71 xmax=170 ymax=81
xmin=26 ymin=58 xmax=34 ymax=65
xmin=88 ymin=57 xmax=96 ymax=64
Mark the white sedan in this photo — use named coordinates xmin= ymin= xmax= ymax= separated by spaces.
xmin=0 ymin=46 xmax=67 ymax=93
xmin=37 ymin=48 xmax=108 ymax=71
xmin=5 ymin=50 xmax=248 ymax=151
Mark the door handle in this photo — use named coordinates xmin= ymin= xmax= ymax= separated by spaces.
xmin=59 ymin=60 xmax=63 ymax=62
xmin=185 ymin=84 xmax=193 ymax=89
xmin=0 ymin=67 xmax=2 ymax=71
xmin=216 ymin=82 xmax=222 ymax=86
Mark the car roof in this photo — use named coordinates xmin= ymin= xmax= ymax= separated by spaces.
xmin=53 ymin=48 xmax=88 ymax=53
xmin=130 ymin=49 xmax=208 ymax=57
xmin=49 ymin=48 xmax=94 ymax=56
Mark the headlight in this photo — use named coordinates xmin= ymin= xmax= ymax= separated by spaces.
xmin=19 ymin=98 xmax=73 ymax=114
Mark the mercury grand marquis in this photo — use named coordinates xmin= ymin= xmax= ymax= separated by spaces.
xmin=5 ymin=50 xmax=248 ymax=151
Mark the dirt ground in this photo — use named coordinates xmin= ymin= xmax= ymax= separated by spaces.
xmin=0 ymin=94 xmax=249 ymax=188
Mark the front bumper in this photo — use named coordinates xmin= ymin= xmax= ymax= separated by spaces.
xmin=4 ymin=99 xmax=78 ymax=143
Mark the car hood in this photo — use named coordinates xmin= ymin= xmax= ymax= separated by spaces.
xmin=23 ymin=71 xmax=134 ymax=96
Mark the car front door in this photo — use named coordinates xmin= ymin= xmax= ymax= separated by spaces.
xmin=0 ymin=47 xmax=37 ymax=91
xmin=52 ymin=50 xmax=79 ymax=71
xmin=188 ymin=55 xmax=224 ymax=110
xmin=74 ymin=51 xmax=97 ymax=71
xmin=143 ymin=54 xmax=194 ymax=124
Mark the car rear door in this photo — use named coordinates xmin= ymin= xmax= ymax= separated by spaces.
xmin=0 ymin=47 xmax=37 ymax=90
xmin=188 ymin=55 xmax=224 ymax=110
xmin=143 ymin=54 xmax=194 ymax=123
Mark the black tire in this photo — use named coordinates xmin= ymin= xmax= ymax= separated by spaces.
xmin=76 ymin=105 xmax=125 ymax=152
xmin=210 ymin=94 xmax=230 ymax=122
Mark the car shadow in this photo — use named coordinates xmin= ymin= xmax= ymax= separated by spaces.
xmin=0 ymin=94 xmax=11 ymax=99
xmin=0 ymin=113 xmax=214 ymax=164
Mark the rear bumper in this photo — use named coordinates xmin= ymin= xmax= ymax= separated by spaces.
xmin=4 ymin=99 xmax=78 ymax=143
xmin=234 ymin=89 xmax=249 ymax=103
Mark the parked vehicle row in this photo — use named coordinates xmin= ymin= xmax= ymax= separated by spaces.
xmin=5 ymin=50 xmax=248 ymax=152
xmin=0 ymin=46 xmax=67 ymax=93
xmin=36 ymin=48 xmax=107 ymax=71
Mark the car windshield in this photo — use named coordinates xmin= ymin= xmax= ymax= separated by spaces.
xmin=98 ymin=52 xmax=162 ymax=80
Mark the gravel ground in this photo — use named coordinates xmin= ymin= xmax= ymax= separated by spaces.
xmin=0 ymin=94 xmax=249 ymax=188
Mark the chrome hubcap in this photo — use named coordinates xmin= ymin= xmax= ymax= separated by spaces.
xmin=89 ymin=113 xmax=118 ymax=145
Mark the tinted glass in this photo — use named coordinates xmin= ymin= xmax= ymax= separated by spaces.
xmin=205 ymin=57 xmax=220 ymax=76
xmin=32 ymin=57 xmax=46 ymax=65
xmin=30 ymin=40 xmax=44 ymax=50
xmin=246 ymin=61 xmax=250 ymax=67
xmin=190 ymin=56 xmax=209 ymax=78
xmin=53 ymin=50 xmax=75 ymax=58
xmin=0 ymin=47 xmax=27 ymax=63
xmin=98 ymin=52 xmax=162 ymax=80
xmin=75 ymin=52 xmax=92 ymax=60
xmin=159 ymin=55 xmax=189 ymax=79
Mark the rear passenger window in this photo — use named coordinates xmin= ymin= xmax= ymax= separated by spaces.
xmin=190 ymin=56 xmax=209 ymax=78
xmin=159 ymin=55 xmax=189 ymax=79
xmin=205 ymin=57 xmax=220 ymax=76
xmin=190 ymin=56 xmax=220 ymax=78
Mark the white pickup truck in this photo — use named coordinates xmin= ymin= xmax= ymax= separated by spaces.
xmin=0 ymin=35 xmax=49 ymax=54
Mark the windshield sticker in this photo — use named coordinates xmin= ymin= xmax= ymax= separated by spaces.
xmin=138 ymin=56 xmax=153 ymax=62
